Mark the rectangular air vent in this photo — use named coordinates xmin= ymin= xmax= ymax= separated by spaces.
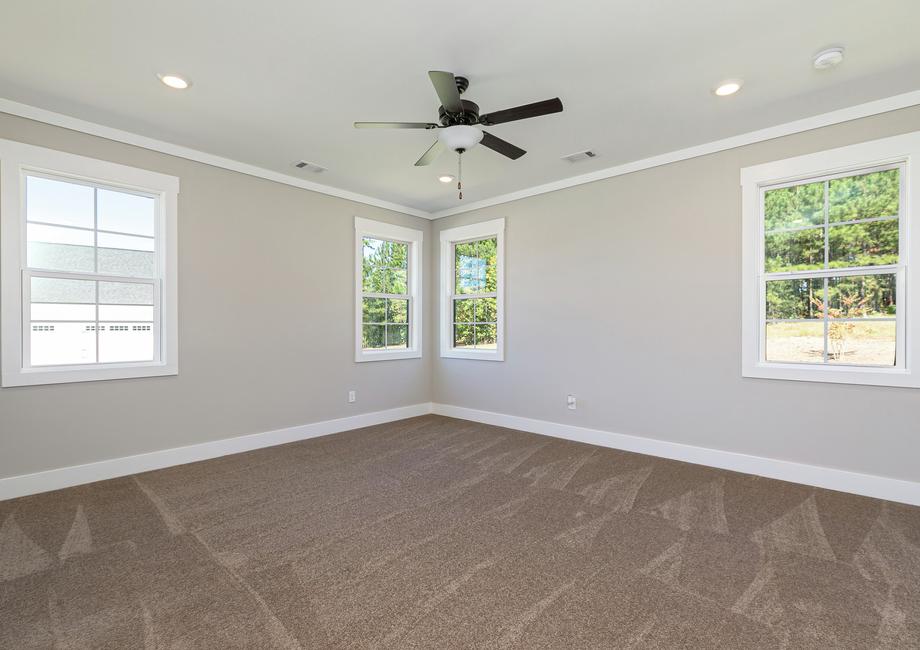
xmin=561 ymin=150 xmax=597 ymax=163
xmin=292 ymin=160 xmax=327 ymax=173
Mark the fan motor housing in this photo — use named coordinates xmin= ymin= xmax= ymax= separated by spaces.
xmin=439 ymin=100 xmax=480 ymax=126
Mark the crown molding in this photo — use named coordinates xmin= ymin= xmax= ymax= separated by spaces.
xmin=0 ymin=97 xmax=430 ymax=219
xmin=431 ymin=89 xmax=920 ymax=219
xmin=4 ymin=90 xmax=920 ymax=222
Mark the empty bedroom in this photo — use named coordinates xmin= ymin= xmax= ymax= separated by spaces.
xmin=1 ymin=1 xmax=919 ymax=647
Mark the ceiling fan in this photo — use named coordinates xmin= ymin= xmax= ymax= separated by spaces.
xmin=354 ymin=71 xmax=563 ymax=198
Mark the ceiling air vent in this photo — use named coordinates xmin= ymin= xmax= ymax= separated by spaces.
xmin=292 ymin=160 xmax=327 ymax=173
xmin=561 ymin=150 xmax=597 ymax=163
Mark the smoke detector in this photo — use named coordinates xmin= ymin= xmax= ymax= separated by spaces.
xmin=813 ymin=47 xmax=845 ymax=70
xmin=292 ymin=160 xmax=327 ymax=173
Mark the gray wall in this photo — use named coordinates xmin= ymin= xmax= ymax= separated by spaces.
xmin=0 ymin=113 xmax=432 ymax=479
xmin=432 ymin=105 xmax=920 ymax=484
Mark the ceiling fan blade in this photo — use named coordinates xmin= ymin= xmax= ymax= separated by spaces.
xmin=354 ymin=121 xmax=438 ymax=129
xmin=480 ymin=131 xmax=526 ymax=160
xmin=428 ymin=71 xmax=464 ymax=114
xmin=414 ymin=140 xmax=445 ymax=166
xmin=479 ymin=98 xmax=563 ymax=126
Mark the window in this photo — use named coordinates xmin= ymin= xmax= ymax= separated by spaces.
xmin=354 ymin=217 xmax=422 ymax=362
xmin=741 ymin=131 xmax=920 ymax=387
xmin=440 ymin=218 xmax=504 ymax=360
xmin=1 ymin=139 xmax=179 ymax=386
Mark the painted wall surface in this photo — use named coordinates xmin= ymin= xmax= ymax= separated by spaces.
xmin=432 ymin=105 xmax=920 ymax=483
xmin=0 ymin=113 xmax=432 ymax=479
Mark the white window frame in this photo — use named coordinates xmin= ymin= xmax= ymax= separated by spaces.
xmin=741 ymin=130 xmax=920 ymax=388
xmin=439 ymin=218 xmax=505 ymax=361
xmin=354 ymin=217 xmax=423 ymax=362
xmin=1 ymin=139 xmax=179 ymax=387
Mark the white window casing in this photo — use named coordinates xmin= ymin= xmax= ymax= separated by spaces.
xmin=1 ymin=139 xmax=179 ymax=386
xmin=741 ymin=130 xmax=920 ymax=387
xmin=354 ymin=217 xmax=423 ymax=362
xmin=440 ymin=218 xmax=505 ymax=361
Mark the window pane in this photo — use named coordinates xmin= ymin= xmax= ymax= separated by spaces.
xmin=453 ymin=298 xmax=474 ymax=323
xmin=480 ymin=238 xmax=498 ymax=292
xmin=387 ymin=241 xmax=409 ymax=269
xmin=388 ymin=299 xmax=408 ymax=324
xmin=764 ymin=227 xmax=825 ymax=272
xmin=27 ymin=223 xmax=95 ymax=273
xmin=31 ymin=303 xmax=96 ymax=321
xmin=26 ymin=175 xmax=94 ymax=229
xmin=765 ymin=321 xmax=824 ymax=364
xmin=766 ymin=278 xmax=823 ymax=320
xmin=30 ymin=322 xmax=96 ymax=366
xmin=98 ymin=281 xmax=153 ymax=305
xmin=97 ymin=188 xmax=155 ymax=236
xmin=454 ymin=323 xmax=474 ymax=348
xmin=475 ymin=323 xmax=497 ymax=349
xmin=97 ymin=305 xmax=154 ymax=321
xmin=827 ymin=274 xmax=896 ymax=318
xmin=362 ymin=324 xmax=385 ymax=349
xmin=828 ymin=169 xmax=899 ymax=223
xmin=828 ymin=220 xmax=898 ymax=268
xmin=31 ymin=277 xmax=95 ymax=303
xmin=386 ymin=324 xmax=408 ymax=348
xmin=388 ymin=268 xmax=408 ymax=294
xmin=98 ymin=322 xmax=154 ymax=363
xmin=455 ymin=241 xmax=485 ymax=294
xmin=476 ymin=297 xmax=497 ymax=323
xmin=827 ymin=321 xmax=896 ymax=366
xmin=362 ymin=297 xmax=386 ymax=323
xmin=764 ymin=181 xmax=824 ymax=231
xmin=97 ymin=244 xmax=156 ymax=278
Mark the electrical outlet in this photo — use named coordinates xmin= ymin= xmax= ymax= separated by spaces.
xmin=566 ymin=394 xmax=577 ymax=410
xmin=348 ymin=390 xmax=356 ymax=403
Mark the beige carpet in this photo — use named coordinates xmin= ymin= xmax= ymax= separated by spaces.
xmin=1 ymin=415 xmax=919 ymax=648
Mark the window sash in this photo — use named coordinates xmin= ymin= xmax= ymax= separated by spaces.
xmin=360 ymin=235 xmax=412 ymax=351
xmin=757 ymin=162 xmax=907 ymax=371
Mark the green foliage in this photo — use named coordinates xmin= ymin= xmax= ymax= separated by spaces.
xmin=828 ymin=169 xmax=899 ymax=222
xmin=764 ymin=181 xmax=824 ymax=230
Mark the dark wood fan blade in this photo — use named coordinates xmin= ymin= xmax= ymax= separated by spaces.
xmin=354 ymin=122 xmax=438 ymax=129
xmin=428 ymin=71 xmax=464 ymax=114
xmin=479 ymin=98 xmax=563 ymax=126
xmin=480 ymin=131 xmax=526 ymax=160
xmin=414 ymin=140 xmax=445 ymax=166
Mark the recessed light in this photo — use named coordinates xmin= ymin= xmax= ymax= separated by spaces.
xmin=157 ymin=73 xmax=191 ymax=90
xmin=714 ymin=80 xmax=743 ymax=97
xmin=813 ymin=47 xmax=844 ymax=70
xmin=438 ymin=175 xmax=455 ymax=183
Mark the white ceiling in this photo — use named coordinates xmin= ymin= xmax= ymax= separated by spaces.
xmin=1 ymin=1 xmax=919 ymax=215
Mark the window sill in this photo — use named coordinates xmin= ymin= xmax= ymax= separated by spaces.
xmin=742 ymin=361 xmax=920 ymax=388
xmin=2 ymin=361 xmax=178 ymax=387
xmin=441 ymin=348 xmax=504 ymax=362
xmin=355 ymin=349 xmax=422 ymax=363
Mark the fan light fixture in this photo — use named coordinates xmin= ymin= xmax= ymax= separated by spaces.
xmin=438 ymin=125 xmax=483 ymax=152
xmin=438 ymin=175 xmax=455 ymax=183
xmin=714 ymin=80 xmax=742 ymax=96
xmin=157 ymin=73 xmax=191 ymax=90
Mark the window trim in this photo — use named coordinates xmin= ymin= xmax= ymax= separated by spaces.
xmin=1 ymin=138 xmax=179 ymax=387
xmin=354 ymin=217 xmax=423 ymax=362
xmin=741 ymin=130 xmax=920 ymax=387
xmin=439 ymin=218 xmax=505 ymax=361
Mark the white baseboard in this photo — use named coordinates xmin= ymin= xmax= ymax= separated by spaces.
xmin=431 ymin=403 xmax=920 ymax=507
xmin=0 ymin=403 xmax=433 ymax=501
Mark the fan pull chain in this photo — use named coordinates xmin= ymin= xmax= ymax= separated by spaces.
xmin=457 ymin=152 xmax=463 ymax=200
